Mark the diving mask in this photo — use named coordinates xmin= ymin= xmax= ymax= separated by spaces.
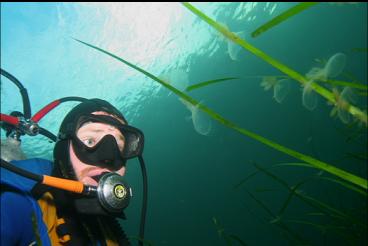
xmin=67 ymin=114 xmax=144 ymax=170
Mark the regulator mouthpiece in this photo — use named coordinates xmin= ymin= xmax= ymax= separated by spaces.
xmin=97 ymin=172 xmax=132 ymax=213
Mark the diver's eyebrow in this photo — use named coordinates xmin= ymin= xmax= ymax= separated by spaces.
xmin=78 ymin=127 xmax=125 ymax=141
xmin=79 ymin=128 xmax=105 ymax=134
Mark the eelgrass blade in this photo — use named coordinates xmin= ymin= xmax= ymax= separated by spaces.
xmin=236 ymin=162 xmax=367 ymax=197
xmin=246 ymin=189 xmax=275 ymax=217
xmin=285 ymin=219 xmax=326 ymax=233
xmin=212 ymin=217 xmax=232 ymax=246
xmin=319 ymin=79 xmax=368 ymax=90
xmin=251 ymin=2 xmax=319 ymax=38
xmin=297 ymin=191 xmax=366 ymax=227
xmin=345 ymin=128 xmax=367 ymax=144
xmin=234 ymin=163 xmax=304 ymax=190
xmin=315 ymin=176 xmax=367 ymax=197
xmin=186 ymin=77 xmax=239 ymax=92
xmin=278 ymin=187 xmax=297 ymax=217
xmin=345 ymin=152 xmax=367 ymax=162
xmin=356 ymin=91 xmax=368 ymax=96
xmin=233 ymin=170 xmax=260 ymax=190
xmin=274 ymin=162 xmax=315 ymax=169
xmin=342 ymin=71 xmax=362 ymax=83
xmin=182 ymin=2 xmax=367 ymax=126
xmin=234 ymin=163 xmax=313 ymax=190
xmin=245 ymin=189 xmax=308 ymax=245
xmin=254 ymin=164 xmax=343 ymax=219
xmin=278 ymin=180 xmax=307 ymax=216
xmin=74 ymin=38 xmax=368 ymax=190
xmin=351 ymin=48 xmax=368 ymax=52
xmin=285 ymin=218 xmax=355 ymax=241
xmin=254 ymin=164 xmax=366 ymax=227
xmin=276 ymin=163 xmax=367 ymax=196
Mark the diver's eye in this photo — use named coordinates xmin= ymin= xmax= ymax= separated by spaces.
xmin=82 ymin=138 xmax=96 ymax=147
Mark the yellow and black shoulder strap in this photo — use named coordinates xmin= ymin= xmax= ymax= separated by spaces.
xmin=33 ymin=184 xmax=130 ymax=246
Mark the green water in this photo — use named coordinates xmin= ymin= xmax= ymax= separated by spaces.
xmin=1 ymin=2 xmax=367 ymax=245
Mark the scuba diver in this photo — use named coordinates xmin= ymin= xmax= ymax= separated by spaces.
xmin=0 ymin=69 xmax=148 ymax=246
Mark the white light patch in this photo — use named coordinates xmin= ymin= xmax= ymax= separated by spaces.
xmin=73 ymin=3 xmax=184 ymax=67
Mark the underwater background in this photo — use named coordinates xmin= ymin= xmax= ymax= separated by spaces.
xmin=1 ymin=2 xmax=367 ymax=246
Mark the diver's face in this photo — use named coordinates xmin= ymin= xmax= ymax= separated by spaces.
xmin=70 ymin=112 xmax=126 ymax=186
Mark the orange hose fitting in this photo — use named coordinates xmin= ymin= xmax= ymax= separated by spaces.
xmin=42 ymin=175 xmax=84 ymax=194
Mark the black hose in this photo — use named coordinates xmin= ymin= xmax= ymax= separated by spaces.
xmin=0 ymin=68 xmax=31 ymax=119
xmin=59 ymin=97 xmax=88 ymax=103
xmin=39 ymin=127 xmax=57 ymax=142
xmin=138 ymin=155 xmax=148 ymax=246
xmin=1 ymin=158 xmax=43 ymax=182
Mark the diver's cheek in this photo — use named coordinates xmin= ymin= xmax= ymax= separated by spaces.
xmin=81 ymin=176 xmax=98 ymax=186
xmin=116 ymin=166 xmax=126 ymax=176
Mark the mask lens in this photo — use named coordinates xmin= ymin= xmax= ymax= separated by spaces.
xmin=75 ymin=114 xmax=144 ymax=160
xmin=76 ymin=121 xmax=126 ymax=155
